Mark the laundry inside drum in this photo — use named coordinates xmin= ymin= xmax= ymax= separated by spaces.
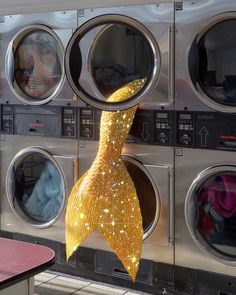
xmin=12 ymin=152 xmax=64 ymax=224
xmin=90 ymin=23 xmax=152 ymax=99
xmin=196 ymin=19 xmax=236 ymax=106
xmin=196 ymin=171 xmax=236 ymax=257
xmin=14 ymin=29 xmax=63 ymax=101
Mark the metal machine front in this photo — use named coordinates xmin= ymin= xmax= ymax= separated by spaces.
xmin=0 ymin=10 xmax=77 ymax=106
xmin=175 ymin=0 xmax=236 ymax=112
xmin=78 ymin=106 xmax=174 ymax=265
xmin=0 ymin=105 xmax=79 ymax=241
xmin=175 ymin=108 xmax=236 ymax=280
xmin=185 ymin=165 xmax=236 ymax=266
xmin=175 ymin=110 xmax=236 ymax=151
xmin=79 ymin=107 xmax=174 ymax=146
xmin=65 ymin=3 xmax=174 ymax=111
xmin=79 ymin=142 xmax=174 ymax=260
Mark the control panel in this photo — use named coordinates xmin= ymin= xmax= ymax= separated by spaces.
xmin=176 ymin=111 xmax=195 ymax=147
xmin=1 ymin=105 xmax=14 ymax=133
xmin=129 ymin=110 xmax=155 ymax=144
xmin=14 ymin=106 xmax=61 ymax=137
xmin=0 ymin=105 xmax=78 ymax=139
xmin=176 ymin=111 xmax=236 ymax=151
xmin=79 ymin=107 xmax=174 ymax=146
xmin=155 ymin=111 xmax=173 ymax=146
xmin=62 ymin=107 xmax=77 ymax=138
xmin=79 ymin=107 xmax=101 ymax=140
xmin=196 ymin=112 xmax=236 ymax=151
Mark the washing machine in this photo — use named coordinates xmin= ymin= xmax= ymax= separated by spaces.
xmin=77 ymin=106 xmax=174 ymax=290
xmin=175 ymin=0 xmax=236 ymax=113
xmin=65 ymin=3 xmax=174 ymax=111
xmin=175 ymin=110 xmax=236 ymax=294
xmin=0 ymin=104 xmax=79 ymax=243
xmin=0 ymin=10 xmax=77 ymax=106
xmin=62 ymin=3 xmax=175 ymax=288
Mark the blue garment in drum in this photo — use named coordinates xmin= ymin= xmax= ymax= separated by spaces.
xmin=22 ymin=161 xmax=63 ymax=222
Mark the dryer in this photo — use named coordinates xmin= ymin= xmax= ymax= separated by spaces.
xmin=77 ymin=107 xmax=174 ymax=290
xmin=0 ymin=105 xmax=79 ymax=242
xmin=175 ymin=111 xmax=236 ymax=295
xmin=0 ymin=10 xmax=77 ymax=106
xmin=175 ymin=0 xmax=236 ymax=113
xmin=65 ymin=3 xmax=174 ymax=111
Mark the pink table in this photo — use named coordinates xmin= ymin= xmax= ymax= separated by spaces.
xmin=0 ymin=237 xmax=55 ymax=294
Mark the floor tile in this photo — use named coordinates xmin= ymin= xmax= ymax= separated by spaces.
xmin=125 ymin=292 xmax=151 ymax=295
xmin=89 ymin=282 xmax=126 ymax=294
xmin=38 ymin=272 xmax=57 ymax=279
xmin=56 ymin=275 xmax=91 ymax=286
xmin=34 ymin=274 xmax=55 ymax=286
xmin=35 ymin=276 xmax=87 ymax=295
xmin=74 ymin=285 xmax=126 ymax=295
xmin=34 ymin=272 xmax=152 ymax=295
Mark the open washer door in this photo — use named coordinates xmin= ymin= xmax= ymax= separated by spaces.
xmin=65 ymin=14 xmax=160 ymax=111
xmin=185 ymin=165 xmax=236 ymax=265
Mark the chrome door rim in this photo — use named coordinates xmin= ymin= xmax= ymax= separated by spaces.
xmin=185 ymin=164 xmax=236 ymax=265
xmin=6 ymin=146 xmax=67 ymax=228
xmin=5 ymin=24 xmax=65 ymax=105
xmin=65 ymin=14 xmax=160 ymax=111
xmin=122 ymin=154 xmax=160 ymax=240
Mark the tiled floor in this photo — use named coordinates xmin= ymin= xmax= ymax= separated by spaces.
xmin=34 ymin=272 xmax=152 ymax=295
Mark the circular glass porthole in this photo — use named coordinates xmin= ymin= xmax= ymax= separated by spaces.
xmin=65 ymin=14 xmax=160 ymax=111
xmin=185 ymin=165 xmax=236 ymax=265
xmin=6 ymin=25 xmax=64 ymax=105
xmin=189 ymin=17 xmax=236 ymax=112
xmin=6 ymin=147 xmax=66 ymax=228
xmin=123 ymin=155 xmax=160 ymax=239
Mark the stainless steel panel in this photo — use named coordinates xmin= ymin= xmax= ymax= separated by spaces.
xmin=175 ymin=148 xmax=236 ymax=276
xmin=0 ymin=135 xmax=79 ymax=242
xmin=175 ymin=0 xmax=236 ymax=112
xmin=79 ymin=140 xmax=174 ymax=264
xmin=79 ymin=141 xmax=174 ymax=175
xmin=0 ymin=11 xmax=77 ymax=106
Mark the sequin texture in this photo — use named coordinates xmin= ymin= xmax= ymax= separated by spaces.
xmin=65 ymin=79 xmax=145 ymax=281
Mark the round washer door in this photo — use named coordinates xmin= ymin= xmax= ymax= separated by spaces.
xmin=185 ymin=165 xmax=236 ymax=265
xmin=6 ymin=147 xmax=67 ymax=228
xmin=6 ymin=25 xmax=65 ymax=105
xmin=65 ymin=14 xmax=160 ymax=111
xmin=189 ymin=16 xmax=236 ymax=112
xmin=123 ymin=155 xmax=160 ymax=239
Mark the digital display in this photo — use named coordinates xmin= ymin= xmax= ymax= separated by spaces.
xmin=82 ymin=109 xmax=92 ymax=116
xmin=64 ymin=109 xmax=73 ymax=115
xmin=180 ymin=114 xmax=191 ymax=120
xmin=157 ymin=113 xmax=168 ymax=119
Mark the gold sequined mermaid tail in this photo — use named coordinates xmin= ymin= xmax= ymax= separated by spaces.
xmin=66 ymin=79 xmax=145 ymax=281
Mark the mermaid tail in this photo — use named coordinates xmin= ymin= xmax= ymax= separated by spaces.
xmin=66 ymin=79 xmax=146 ymax=281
